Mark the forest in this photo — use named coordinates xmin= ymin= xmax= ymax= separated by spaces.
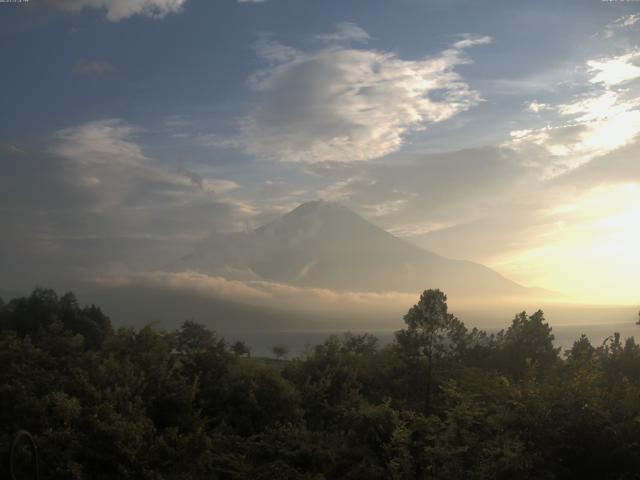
xmin=2 ymin=288 xmax=640 ymax=479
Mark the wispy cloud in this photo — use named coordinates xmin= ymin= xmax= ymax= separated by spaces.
xmin=47 ymin=0 xmax=188 ymax=21
xmin=314 ymin=22 xmax=371 ymax=45
xmin=603 ymin=14 xmax=640 ymax=38
xmin=506 ymin=48 xmax=640 ymax=177
xmin=73 ymin=59 xmax=114 ymax=76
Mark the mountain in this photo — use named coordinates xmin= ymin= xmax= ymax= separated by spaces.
xmin=181 ymin=200 xmax=528 ymax=297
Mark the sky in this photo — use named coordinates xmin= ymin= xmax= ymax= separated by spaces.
xmin=1 ymin=0 xmax=639 ymax=307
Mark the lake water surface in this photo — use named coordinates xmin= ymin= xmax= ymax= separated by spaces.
xmin=228 ymin=322 xmax=640 ymax=358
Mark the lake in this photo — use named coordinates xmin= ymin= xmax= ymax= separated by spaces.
xmin=227 ymin=322 xmax=640 ymax=358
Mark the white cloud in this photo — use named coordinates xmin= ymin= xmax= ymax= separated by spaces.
xmin=314 ymin=22 xmax=371 ymax=45
xmin=557 ymin=90 xmax=622 ymax=121
xmin=527 ymin=101 xmax=549 ymax=113
xmin=48 ymin=0 xmax=188 ymax=21
xmin=507 ymin=48 xmax=640 ymax=177
xmin=53 ymin=119 xmax=147 ymax=167
xmin=507 ymin=101 xmax=640 ymax=177
xmin=588 ymin=50 xmax=640 ymax=86
xmin=242 ymin=26 xmax=490 ymax=164
xmin=451 ymin=34 xmax=492 ymax=50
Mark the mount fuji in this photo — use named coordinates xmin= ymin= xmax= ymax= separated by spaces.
xmin=180 ymin=201 xmax=529 ymax=298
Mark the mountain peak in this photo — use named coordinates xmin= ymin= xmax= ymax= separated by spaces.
xmin=185 ymin=200 xmax=526 ymax=296
xmin=287 ymin=200 xmax=352 ymax=217
xmin=262 ymin=200 xmax=383 ymax=239
xmin=254 ymin=200 xmax=365 ymax=234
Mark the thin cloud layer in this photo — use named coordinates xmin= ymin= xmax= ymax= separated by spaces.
xmin=48 ymin=0 xmax=188 ymax=21
xmin=242 ymin=27 xmax=491 ymax=164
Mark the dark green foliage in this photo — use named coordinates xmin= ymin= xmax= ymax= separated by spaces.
xmin=494 ymin=310 xmax=561 ymax=378
xmin=396 ymin=290 xmax=469 ymax=412
xmin=231 ymin=340 xmax=251 ymax=357
xmin=176 ymin=319 xmax=217 ymax=353
xmin=0 ymin=288 xmax=112 ymax=350
xmin=2 ymin=288 xmax=640 ymax=479
xmin=272 ymin=344 xmax=290 ymax=360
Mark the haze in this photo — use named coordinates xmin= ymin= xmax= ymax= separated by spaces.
xmin=1 ymin=0 xmax=639 ymax=328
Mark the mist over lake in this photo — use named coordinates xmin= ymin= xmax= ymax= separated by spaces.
xmin=228 ymin=322 xmax=640 ymax=358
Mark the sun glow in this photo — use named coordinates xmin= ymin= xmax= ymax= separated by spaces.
xmin=493 ymin=183 xmax=640 ymax=305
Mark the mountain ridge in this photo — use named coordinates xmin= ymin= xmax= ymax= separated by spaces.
xmin=181 ymin=200 xmax=529 ymax=297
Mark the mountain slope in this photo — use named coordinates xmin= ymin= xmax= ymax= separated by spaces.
xmin=181 ymin=201 xmax=527 ymax=297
